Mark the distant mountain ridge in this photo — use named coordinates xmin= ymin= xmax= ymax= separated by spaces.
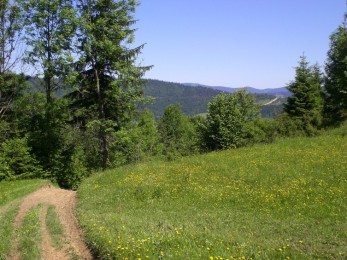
xmin=183 ymin=83 xmax=292 ymax=97
xmin=27 ymin=77 xmax=285 ymax=118
xmin=142 ymin=79 xmax=285 ymax=118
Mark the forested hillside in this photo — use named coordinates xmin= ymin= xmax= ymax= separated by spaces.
xmin=27 ymin=77 xmax=285 ymax=118
xmin=141 ymin=79 xmax=222 ymax=117
xmin=141 ymin=79 xmax=284 ymax=118
xmin=184 ymin=83 xmax=292 ymax=97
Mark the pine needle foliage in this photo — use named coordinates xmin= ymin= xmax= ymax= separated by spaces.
xmin=71 ymin=0 xmax=151 ymax=169
xmin=283 ymin=55 xmax=324 ymax=134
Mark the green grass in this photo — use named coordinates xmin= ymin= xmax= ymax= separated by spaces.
xmin=77 ymin=126 xmax=347 ymax=259
xmin=46 ymin=205 xmax=65 ymax=249
xmin=0 ymin=179 xmax=48 ymax=207
xmin=19 ymin=206 xmax=42 ymax=260
xmin=0 ymin=207 xmax=18 ymax=260
xmin=0 ymin=179 xmax=47 ymax=259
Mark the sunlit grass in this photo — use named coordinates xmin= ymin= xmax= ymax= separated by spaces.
xmin=0 ymin=179 xmax=48 ymax=207
xmin=0 ymin=207 xmax=18 ymax=259
xmin=46 ymin=205 xmax=65 ymax=250
xmin=19 ymin=206 xmax=42 ymax=260
xmin=78 ymin=126 xmax=347 ymax=259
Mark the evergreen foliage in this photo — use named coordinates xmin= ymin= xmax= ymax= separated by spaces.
xmin=50 ymin=125 xmax=89 ymax=189
xmin=142 ymin=79 xmax=222 ymax=118
xmin=0 ymin=72 xmax=27 ymax=121
xmin=142 ymin=79 xmax=282 ymax=119
xmin=324 ymin=15 xmax=347 ymax=123
xmin=283 ymin=55 xmax=324 ymax=135
xmin=71 ymin=0 xmax=151 ymax=169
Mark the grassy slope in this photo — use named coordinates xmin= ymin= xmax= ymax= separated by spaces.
xmin=77 ymin=126 xmax=347 ymax=259
xmin=0 ymin=179 xmax=48 ymax=207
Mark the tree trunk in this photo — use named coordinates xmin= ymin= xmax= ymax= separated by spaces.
xmin=0 ymin=1 xmax=6 ymax=74
xmin=95 ymin=68 xmax=109 ymax=169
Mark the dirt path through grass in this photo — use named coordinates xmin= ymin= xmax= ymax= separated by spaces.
xmin=263 ymin=96 xmax=279 ymax=105
xmin=9 ymin=186 xmax=92 ymax=260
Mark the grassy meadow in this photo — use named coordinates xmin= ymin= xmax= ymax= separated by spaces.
xmin=0 ymin=179 xmax=48 ymax=208
xmin=77 ymin=125 xmax=347 ymax=259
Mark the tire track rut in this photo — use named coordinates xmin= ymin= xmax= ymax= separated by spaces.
xmin=9 ymin=186 xmax=92 ymax=260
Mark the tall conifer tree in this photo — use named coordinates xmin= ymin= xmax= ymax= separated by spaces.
xmin=284 ymin=55 xmax=324 ymax=133
xmin=73 ymin=0 xmax=151 ymax=169
xmin=324 ymin=13 xmax=347 ymax=123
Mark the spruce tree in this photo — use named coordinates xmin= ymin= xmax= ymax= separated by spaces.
xmin=324 ymin=14 xmax=347 ymax=123
xmin=72 ymin=0 xmax=151 ymax=169
xmin=283 ymin=55 xmax=324 ymax=134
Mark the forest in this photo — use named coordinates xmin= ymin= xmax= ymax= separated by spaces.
xmin=0 ymin=0 xmax=346 ymax=189
xmin=141 ymin=79 xmax=285 ymax=118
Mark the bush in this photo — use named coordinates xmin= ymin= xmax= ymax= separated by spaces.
xmin=108 ymin=110 xmax=163 ymax=167
xmin=275 ymin=114 xmax=316 ymax=138
xmin=205 ymin=91 xmax=260 ymax=150
xmin=0 ymin=157 xmax=12 ymax=181
xmin=0 ymin=137 xmax=45 ymax=181
xmin=53 ymin=145 xmax=88 ymax=190
xmin=190 ymin=115 xmax=209 ymax=152
xmin=248 ymin=118 xmax=278 ymax=144
xmin=0 ymin=121 xmax=11 ymax=144
xmin=52 ymin=126 xmax=89 ymax=189
xmin=158 ymin=104 xmax=199 ymax=160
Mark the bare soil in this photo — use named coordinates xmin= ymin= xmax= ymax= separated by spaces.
xmin=9 ymin=185 xmax=92 ymax=260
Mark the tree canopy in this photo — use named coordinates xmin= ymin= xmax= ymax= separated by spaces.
xmin=283 ymin=55 xmax=324 ymax=134
xmin=205 ymin=90 xmax=259 ymax=150
xmin=71 ymin=0 xmax=151 ymax=168
xmin=324 ymin=15 xmax=347 ymax=123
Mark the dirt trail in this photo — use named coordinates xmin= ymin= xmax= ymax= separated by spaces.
xmin=263 ymin=96 xmax=280 ymax=106
xmin=10 ymin=186 xmax=93 ymax=260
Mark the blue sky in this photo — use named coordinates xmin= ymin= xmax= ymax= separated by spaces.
xmin=133 ymin=1 xmax=346 ymax=89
